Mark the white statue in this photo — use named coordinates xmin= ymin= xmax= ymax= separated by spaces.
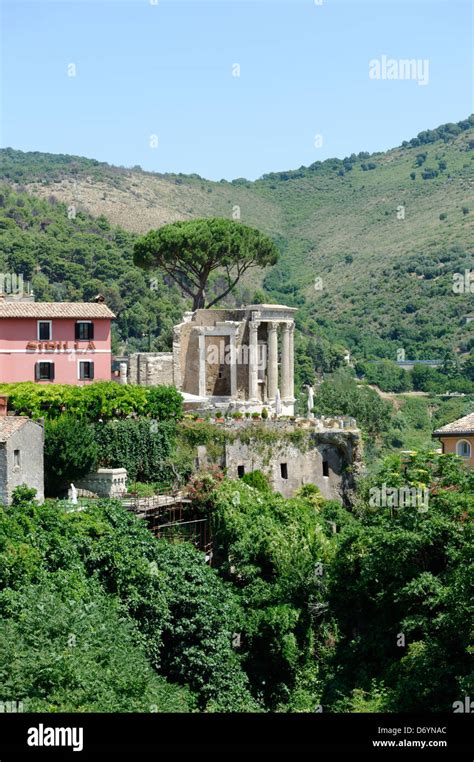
xmin=275 ymin=388 xmax=282 ymax=416
xmin=306 ymin=385 xmax=314 ymax=419
xmin=70 ymin=483 xmax=78 ymax=505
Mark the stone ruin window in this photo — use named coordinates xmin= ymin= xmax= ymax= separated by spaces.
xmin=280 ymin=463 xmax=288 ymax=480
xmin=13 ymin=449 xmax=20 ymax=468
xmin=322 ymin=460 xmax=329 ymax=477
xmin=237 ymin=465 xmax=245 ymax=478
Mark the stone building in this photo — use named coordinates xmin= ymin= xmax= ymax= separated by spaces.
xmin=129 ymin=304 xmax=297 ymax=415
xmin=0 ymin=414 xmax=44 ymax=505
xmin=196 ymin=417 xmax=362 ymax=503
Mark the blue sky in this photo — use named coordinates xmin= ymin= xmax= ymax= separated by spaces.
xmin=1 ymin=0 xmax=472 ymax=180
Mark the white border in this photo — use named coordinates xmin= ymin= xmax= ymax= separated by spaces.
xmin=36 ymin=359 xmax=55 ymax=381
xmin=37 ymin=320 xmax=52 ymax=341
xmin=456 ymin=439 xmax=472 ymax=458
xmin=77 ymin=359 xmax=94 ymax=380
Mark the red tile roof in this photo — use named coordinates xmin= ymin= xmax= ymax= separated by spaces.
xmin=0 ymin=416 xmax=30 ymax=442
xmin=0 ymin=303 xmax=115 ymax=319
xmin=433 ymin=413 xmax=474 ymax=436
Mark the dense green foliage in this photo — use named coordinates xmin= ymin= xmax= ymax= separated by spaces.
xmin=93 ymin=418 xmax=176 ymax=484
xmin=400 ymin=118 xmax=474 ymax=148
xmin=206 ymin=478 xmax=334 ymax=710
xmin=0 ymin=573 xmax=191 ymax=712
xmin=44 ymin=416 xmax=181 ymax=494
xmin=0 ymin=381 xmax=182 ymax=421
xmin=134 ymin=217 xmax=279 ymax=310
xmin=0 ymin=183 xmax=186 ymax=353
xmin=311 ymin=370 xmax=474 ymax=468
xmin=313 ymin=370 xmax=393 ymax=435
xmin=357 ymin=355 xmax=474 ymax=394
xmin=240 ymin=469 xmax=271 ymax=493
xmin=0 ymin=493 xmax=256 ymax=711
xmin=205 ymin=452 xmax=473 ymax=712
xmin=1 ymin=448 xmax=471 ymax=713
xmin=323 ymin=453 xmax=473 ymax=711
xmin=44 ymin=417 xmax=99 ymax=496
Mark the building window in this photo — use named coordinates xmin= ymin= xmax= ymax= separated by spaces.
xmin=13 ymin=449 xmax=20 ymax=467
xmin=35 ymin=362 xmax=54 ymax=381
xmin=456 ymin=440 xmax=471 ymax=458
xmin=37 ymin=320 xmax=52 ymax=341
xmin=79 ymin=361 xmax=94 ymax=380
xmin=75 ymin=321 xmax=94 ymax=341
xmin=237 ymin=465 xmax=245 ymax=478
xmin=280 ymin=463 xmax=288 ymax=480
xmin=322 ymin=460 xmax=329 ymax=477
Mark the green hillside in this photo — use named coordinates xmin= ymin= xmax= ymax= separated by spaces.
xmin=0 ymin=186 xmax=187 ymax=354
xmin=0 ymin=116 xmax=473 ymax=364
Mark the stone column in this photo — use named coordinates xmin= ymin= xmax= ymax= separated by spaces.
xmin=248 ymin=320 xmax=260 ymax=401
xmin=172 ymin=323 xmax=183 ymax=390
xmin=280 ymin=322 xmax=290 ymax=400
xmin=119 ymin=362 xmax=128 ymax=385
xmin=198 ymin=333 xmax=206 ymax=397
xmin=229 ymin=333 xmax=237 ymax=398
xmin=289 ymin=322 xmax=295 ymax=400
xmin=267 ymin=322 xmax=279 ymax=401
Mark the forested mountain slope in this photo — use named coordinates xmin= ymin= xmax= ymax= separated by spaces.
xmin=0 ymin=116 xmax=473 ymax=360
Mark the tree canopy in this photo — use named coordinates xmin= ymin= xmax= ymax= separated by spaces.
xmin=133 ymin=218 xmax=279 ymax=310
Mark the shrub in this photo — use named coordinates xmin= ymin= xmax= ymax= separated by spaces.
xmin=0 ymin=495 xmax=254 ymax=711
xmin=187 ymin=466 xmax=224 ymax=508
xmin=147 ymin=385 xmax=183 ymax=420
xmin=241 ymin=470 xmax=271 ymax=493
xmin=11 ymin=485 xmax=38 ymax=506
xmin=261 ymin=407 xmax=269 ymax=420
xmin=422 ymin=168 xmax=439 ymax=180
xmin=93 ymin=418 xmax=175 ymax=483
xmin=0 ymin=573 xmax=192 ymax=712
xmin=0 ymin=382 xmax=182 ymax=422
xmin=45 ymin=416 xmax=99 ymax=497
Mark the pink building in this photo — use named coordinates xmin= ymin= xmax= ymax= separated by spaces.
xmin=0 ymin=301 xmax=115 ymax=384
